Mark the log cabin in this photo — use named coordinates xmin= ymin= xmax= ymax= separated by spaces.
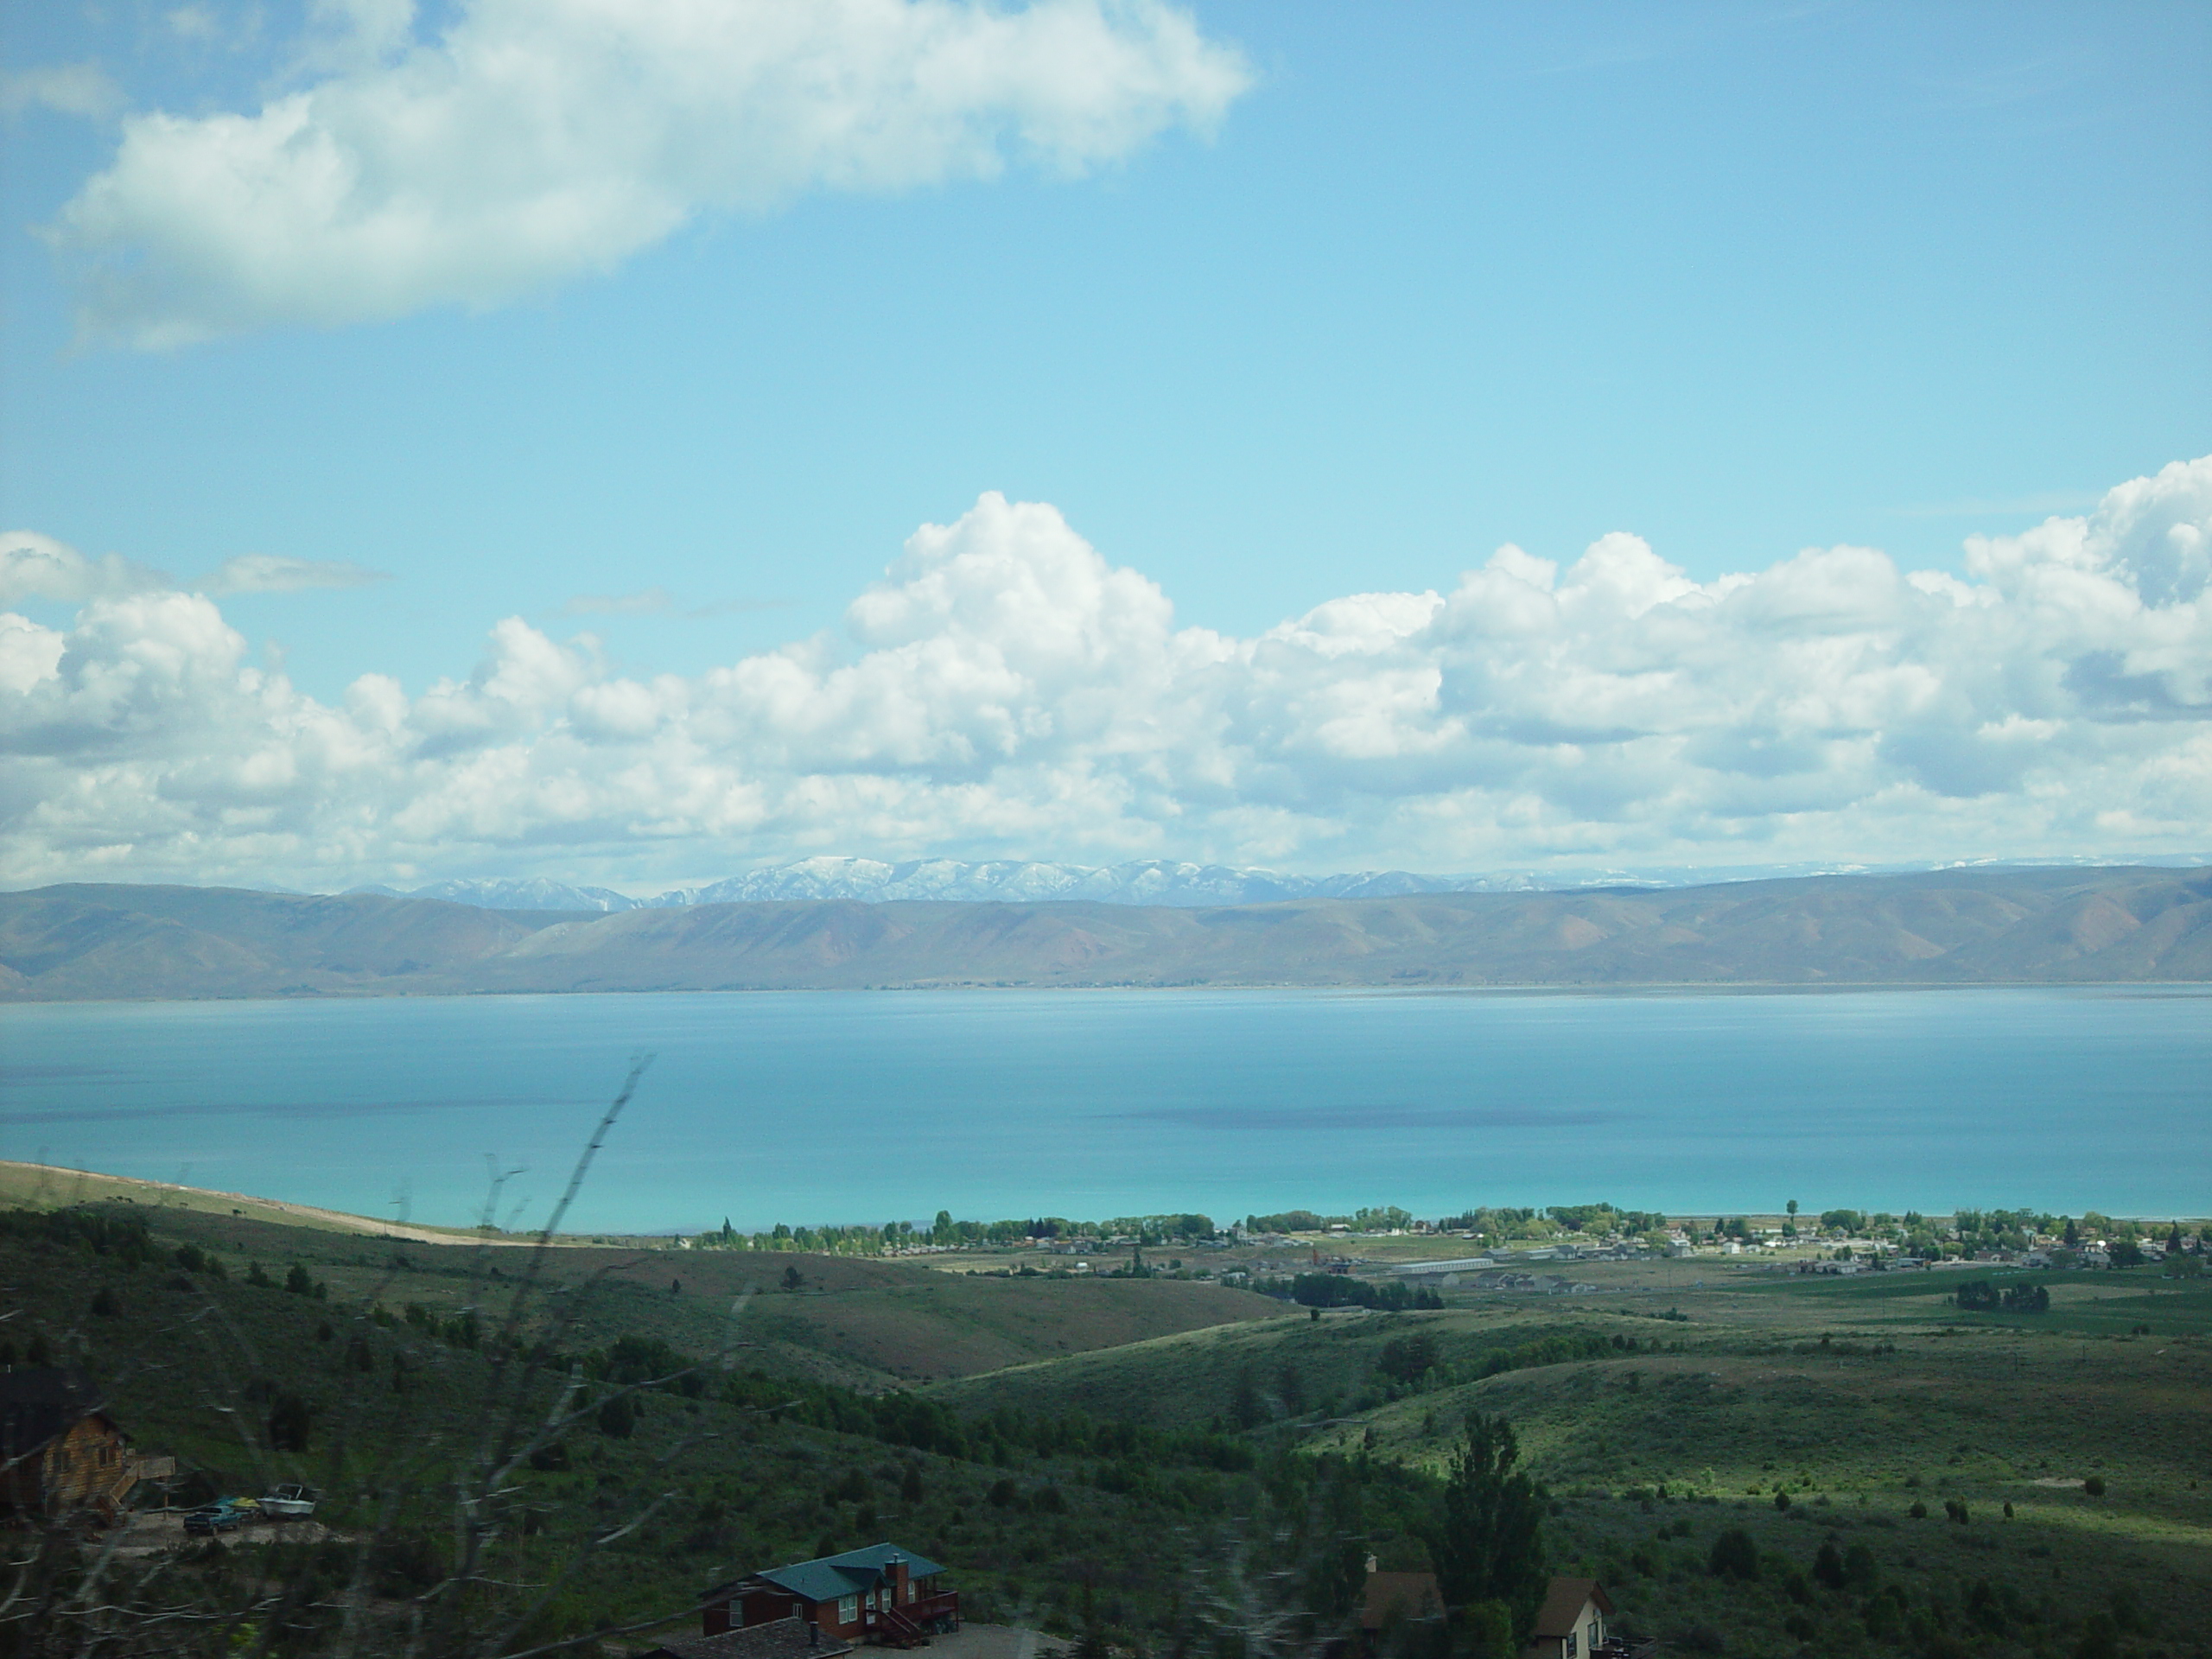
xmin=0 ymin=1369 xmax=171 ymax=1525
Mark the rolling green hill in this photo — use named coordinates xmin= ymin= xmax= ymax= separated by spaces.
xmin=7 ymin=1185 xmax=2208 ymax=1657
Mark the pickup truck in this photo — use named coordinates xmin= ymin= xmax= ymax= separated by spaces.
xmin=183 ymin=1499 xmax=255 ymax=1535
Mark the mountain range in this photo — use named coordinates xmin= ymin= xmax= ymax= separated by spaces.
xmin=350 ymin=857 xmax=1555 ymax=912
xmin=347 ymin=854 xmax=2208 ymax=914
xmin=4 ymin=865 xmax=2206 ymax=999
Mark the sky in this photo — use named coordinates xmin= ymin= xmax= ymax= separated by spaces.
xmin=1 ymin=0 xmax=2208 ymax=893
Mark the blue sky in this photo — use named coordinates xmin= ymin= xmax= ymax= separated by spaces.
xmin=2 ymin=0 xmax=2208 ymax=890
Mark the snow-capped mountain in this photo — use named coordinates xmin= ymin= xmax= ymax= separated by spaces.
xmin=359 ymin=859 xmax=1560 ymax=912
xmin=377 ymin=876 xmax=642 ymax=912
xmin=638 ymin=857 xmax=1546 ymax=908
xmin=365 ymin=853 xmax=2198 ymax=914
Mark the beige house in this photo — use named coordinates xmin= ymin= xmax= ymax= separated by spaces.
xmin=1522 ymin=1578 xmax=1612 ymax=1659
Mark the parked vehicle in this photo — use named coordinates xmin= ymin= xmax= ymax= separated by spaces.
xmin=183 ymin=1500 xmax=250 ymax=1535
xmin=259 ymin=1484 xmax=318 ymax=1518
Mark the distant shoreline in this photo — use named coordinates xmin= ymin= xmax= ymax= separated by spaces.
xmin=3 ymin=1159 xmax=2202 ymax=1244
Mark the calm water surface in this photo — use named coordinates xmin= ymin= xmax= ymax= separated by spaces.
xmin=2 ymin=988 xmax=2205 ymax=1231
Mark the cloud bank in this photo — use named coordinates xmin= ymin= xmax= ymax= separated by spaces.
xmin=41 ymin=0 xmax=1252 ymax=348
xmin=3 ymin=458 xmax=2209 ymax=890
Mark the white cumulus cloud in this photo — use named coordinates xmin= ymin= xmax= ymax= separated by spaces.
xmin=41 ymin=0 xmax=1253 ymax=349
xmin=0 ymin=531 xmax=172 ymax=604
xmin=3 ymin=460 xmax=2209 ymax=890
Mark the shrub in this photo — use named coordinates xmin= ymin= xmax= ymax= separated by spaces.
xmin=2083 ymin=1476 xmax=2106 ymax=1497
xmin=1460 ymin=1601 xmax=1516 ymax=1659
xmin=1813 ymin=1538 xmax=1845 ymax=1590
xmin=1377 ymin=1334 xmax=1440 ymax=1382
xmin=268 ymin=1392 xmax=312 ymax=1452
xmin=1707 ymin=1529 xmax=1758 ymax=1580
xmin=1843 ymin=1542 xmax=1878 ymax=1592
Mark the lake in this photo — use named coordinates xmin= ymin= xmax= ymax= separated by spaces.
xmin=3 ymin=987 xmax=2205 ymax=1232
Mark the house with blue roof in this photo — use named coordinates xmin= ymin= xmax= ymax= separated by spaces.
xmin=703 ymin=1543 xmax=958 ymax=1649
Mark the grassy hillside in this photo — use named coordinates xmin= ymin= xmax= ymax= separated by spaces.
xmin=7 ymin=1188 xmax=2207 ymax=1657
xmin=934 ymin=1259 xmax=2212 ymax=1653
xmin=0 ymin=1198 xmax=1334 ymax=1658
xmin=66 ymin=1195 xmax=1283 ymax=1391
xmin=0 ymin=1160 xmax=506 ymax=1243
xmin=7 ymin=866 xmax=2209 ymax=998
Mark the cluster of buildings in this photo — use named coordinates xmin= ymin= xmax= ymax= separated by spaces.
xmin=647 ymin=1545 xmax=1649 ymax=1659
xmin=1 ymin=1369 xmax=1656 ymax=1659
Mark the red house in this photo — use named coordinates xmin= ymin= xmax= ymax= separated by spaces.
xmin=704 ymin=1544 xmax=958 ymax=1649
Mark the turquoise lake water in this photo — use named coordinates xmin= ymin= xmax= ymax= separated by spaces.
xmin=2 ymin=988 xmax=2205 ymax=1232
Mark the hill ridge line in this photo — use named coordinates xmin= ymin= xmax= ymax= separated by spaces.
xmin=3 ymin=865 xmax=2208 ymax=998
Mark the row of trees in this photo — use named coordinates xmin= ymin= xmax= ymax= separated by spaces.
xmin=687 ymin=1209 xmax=1226 ymax=1253
xmin=681 ymin=1196 xmax=2209 ymax=1260
xmin=1245 ymin=1272 xmax=1446 ymax=1311
xmin=1432 ymin=1204 xmax=1664 ymax=1243
xmin=1956 ymin=1280 xmax=2051 ymax=1313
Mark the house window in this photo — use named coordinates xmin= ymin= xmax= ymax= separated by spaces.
xmin=1566 ymin=1636 xmax=1577 ymax=1658
xmin=836 ymin=1597 xmax=858 ymax=1625
xmin=1589 ymin=1620 xmax=1602 ymax=1649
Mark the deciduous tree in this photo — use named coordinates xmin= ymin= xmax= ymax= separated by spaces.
xmin=1428 ymin=1413 xmax=1545 ymax=1632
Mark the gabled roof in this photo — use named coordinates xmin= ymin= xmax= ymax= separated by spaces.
xmin=0 ymin=1369 xmax=112 ymax=1459
xmin=1529 ymin=1578 xmax=1613 ymax=1638
xmin=733 ymin=1544 xmax=948 ymax=1606
xmin=1361 ymin=1572 xmax=1442 ymax=1630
